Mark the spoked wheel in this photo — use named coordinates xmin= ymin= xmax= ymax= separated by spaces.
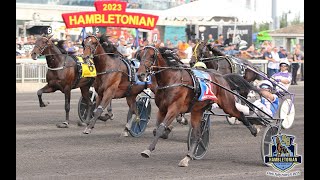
xmin=187 ymin=113 xmax=211 ymax=160
xmin=261 ymin=125 xmax=280 ymax=165
xmin=277 ymin=98 xmax=295 ymax=129
xmin=127 ymin=95 xmax=152 ymax=137
xmin=78 ymin=90 xmax=96 ymax=123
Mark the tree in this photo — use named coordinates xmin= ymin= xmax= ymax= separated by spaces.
xmin=290 ymin=14 xmax=302 ymax=25
xmin=253 ymin=22 xmax=270 ymax=33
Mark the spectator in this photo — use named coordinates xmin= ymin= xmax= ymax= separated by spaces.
xmin=251 ymin=47 xmax=263 ymax=59
xmin=207 ymin=34 xmax=214 ymax=44
xmin=224 ymin=43 xmax=240 ymax=56
xmin=117 ymin=39 xmax=130 ymax=58
xmin=185 ymin=40 xmax=195 ymax=59
xmin=278 ymin=48 xmax=287 ymax=59
xmin=288 ymin=48 xmax=304 ymax=85
xmin=214 ymin=34 xmax=224 ymax=47
xmin=263 ymin=47 xmax=279 ymax=77
xmin=223 ymin=34 xmax=233 ymax=46
xmin=165 ymin=39 xmax=174 ymax=48
xmin=66 ymin=41 xmax=77 ymax=54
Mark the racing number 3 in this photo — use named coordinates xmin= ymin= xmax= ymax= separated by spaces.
xmin=103 ymin=3 xmax=122 ymax=11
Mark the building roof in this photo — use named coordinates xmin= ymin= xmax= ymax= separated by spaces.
xmin=269 ymin=24 xmax=304 ymax=34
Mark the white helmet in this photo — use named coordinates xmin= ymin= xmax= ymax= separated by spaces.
xmin=279 ymin=58 xmax=290 ymax=66
xmin=259 ymin=80 xmax=273 ymax=90
xmin=193 ymin=62 xmax=207 ymax=69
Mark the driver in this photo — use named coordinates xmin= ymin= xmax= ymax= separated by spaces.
xmin=253 ymin=80 xmax=279 ymax=118
xmin=193 ymin=61 xmax=207 ymax=70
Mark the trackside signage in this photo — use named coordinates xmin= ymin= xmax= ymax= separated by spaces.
xmin=62 ymin=0 xmax=159 ymax=30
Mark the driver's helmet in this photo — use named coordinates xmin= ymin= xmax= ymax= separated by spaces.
xmin=279 ymin=58 xmax=290 ymax=67
xmin=259 ymin=80 xmax=273 ymax=90
xmin=193 ymin=62 xmax=207 ymax=69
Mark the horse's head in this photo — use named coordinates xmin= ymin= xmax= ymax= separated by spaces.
xmin=31 ymin=34 xmax=54 ymax=60
xmin=82 ymin=35 xmax=100 ymax=61
xmin=137 ymin=46 xmax=159 ymax=82
xmin=190 ymin=41 xmax=209 ymax=67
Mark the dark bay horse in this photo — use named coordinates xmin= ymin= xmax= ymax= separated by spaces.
xmin=190 ymin=41 xmax=262 ymax=84
xmin=30 ymin=34 xmax=94 ymax=128
xmin=136 ymin=46 xmax=259 ymax=167
xmin=82 ymin=35 xmax=160 ymax=136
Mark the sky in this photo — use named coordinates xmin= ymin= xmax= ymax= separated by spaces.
xmin=277 ymin=0 xmax=304 ymax=21
xmin=255 ymin=0 xmax=304 ymax=22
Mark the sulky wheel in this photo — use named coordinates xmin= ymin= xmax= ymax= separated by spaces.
xmin=187 ymin=113 xmax=211 ymax=160
xmin=261 ymin=125 xmax=280 ymax=165
xmin=276 ymin=98 xmax=295 ymax=129
xmin=78 ymin=90 xmax=96 ymax=123
xmin=127 ymin=95 xmax=151 ymax=137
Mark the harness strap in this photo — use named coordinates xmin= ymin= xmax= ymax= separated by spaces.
xmin=157 ymin=83 xmax=195 ymax=90
xmin=186 ymin=69 xmax=200 ymax=112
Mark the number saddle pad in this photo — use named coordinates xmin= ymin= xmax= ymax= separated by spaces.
xmin=192 ymin=70 xmax=218 ymax=102
xmin=77 ymin=56 xmax=96 ymax=78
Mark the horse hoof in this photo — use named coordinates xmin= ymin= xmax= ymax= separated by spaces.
xmin=121 ymin=130 xmax=129 ymax=137
xmin=177 ymin=116 xmax=188 ymax=125
xmin=83 ymin=127 xmax=92 ymax=134
xmin=56 ymin=122 xmax=69 ymax=128
xmin=178 ymin=156 xmax=191 ymax=167
xmin=77 ymin=122 xmax=87 ymax=127
xmin=153 ymin=128 xmax=156 ymax=136
xmin=141 ymin=150 xmax=151 ymax=158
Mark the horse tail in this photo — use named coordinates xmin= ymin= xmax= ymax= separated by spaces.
xmin=222 ymin=73 xmax=262 ymax=97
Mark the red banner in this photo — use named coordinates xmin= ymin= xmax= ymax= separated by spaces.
xmin=62 ymin=1 xmax=159 ymax=30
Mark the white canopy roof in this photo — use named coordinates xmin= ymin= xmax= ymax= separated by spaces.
xmin=160 ymin=0 xmax=273 ymax=24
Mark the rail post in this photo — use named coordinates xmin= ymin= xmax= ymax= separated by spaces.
xmin=21 ymin=63 xmax=25 ymax=83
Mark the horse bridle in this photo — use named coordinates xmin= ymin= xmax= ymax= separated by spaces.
xmin=83 ymin=35 xmax=101 ymax=58
xmin=191 ymin=42 xmax=207 ymax=63
xmin=33 ymin=37 xmax=52 ymax=55
xmin=140 ymin=46 xmax=159 ymax=74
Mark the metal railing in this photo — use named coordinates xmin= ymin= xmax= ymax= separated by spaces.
xmin=16 ymin=58 xmax=271 ymax=83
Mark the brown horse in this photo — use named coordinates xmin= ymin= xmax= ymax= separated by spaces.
xmin=81 ymin=35 xmax=160 ymax=135
xmin=136 ymin=46 xmax=258 ymax=167
xmin=190 ymin=41 xmax=262 ymax=83
xmin=30 ymin=34 xmax=94 ymax=128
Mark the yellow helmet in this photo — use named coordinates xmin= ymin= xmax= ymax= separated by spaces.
xmin=193 ymin=62 xmax=207 ymax=69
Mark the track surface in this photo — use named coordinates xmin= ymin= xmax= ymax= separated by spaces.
xmin=16 ymin=83 xmax=304 ymax=179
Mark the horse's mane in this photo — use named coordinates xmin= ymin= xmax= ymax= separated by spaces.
xmin=98 ymin=34 xmax=121 ymax=58
xmin=158 ymin=47 xmax=184 ymax=67
xmin=206 ymin=43 xmax=225 ymax=56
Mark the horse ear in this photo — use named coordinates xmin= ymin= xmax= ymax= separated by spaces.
xmin=47 ymin=34 xmax=54 ymax=40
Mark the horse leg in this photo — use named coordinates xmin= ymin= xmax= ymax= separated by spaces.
xmin=121 ymin=96 xmax=137 ymax=137
xmin=56 ymin=88 xmax=71 ymax=128
xmin=83 ymin=90 xmax=114 ymax=134
xmin=37 ymin=84 xmax=56 ymax=107
xmin=79 ymin=86 xmax=93 ymax=126
xmin=141 ymin=108 xmax=179 ymax=158
xmin=220 ymin=100 xmax=257 ymax=136
xmin=98 ymin=101 xmax=114 ymax=121
xmin=179 ymin=110 xmax=203 ymax=167
xmin=176 ymin=113 xmax=188 ymax=125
